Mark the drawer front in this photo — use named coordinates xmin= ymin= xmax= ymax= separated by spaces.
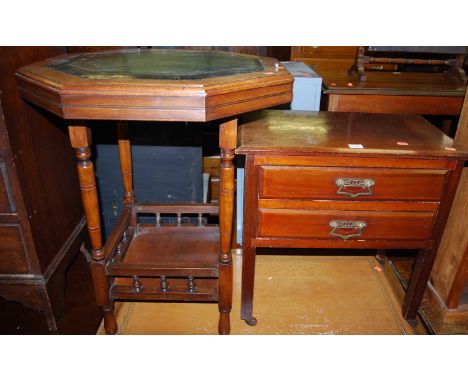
xmin=259 ymin=166 xmax=447 ymax=201
xmin=0 ymin=225 xmax=30 ymax=274
xmin=258 ymin=209 xmax=435 ymax=241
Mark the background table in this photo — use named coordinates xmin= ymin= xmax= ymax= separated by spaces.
xmin=322 ymin=70 xmax=466 ymax=119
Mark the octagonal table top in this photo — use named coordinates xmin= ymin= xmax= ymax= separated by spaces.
xmin=16 ymin=49 xmax=293 ymax=122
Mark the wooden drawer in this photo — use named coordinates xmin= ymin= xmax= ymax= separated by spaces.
xmin=258 ymin=209 xmax=435 ymax=241
xmin=0 ymin=225 xmax=30 ymax=274
xmin=259 ymin=166 xmax=447 ymax=201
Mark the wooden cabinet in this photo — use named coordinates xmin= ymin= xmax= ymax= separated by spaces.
xmin=236 ymin=110 xmax=467 ymax=327
xmin=0 ymin=47 xmax=101 ymax=333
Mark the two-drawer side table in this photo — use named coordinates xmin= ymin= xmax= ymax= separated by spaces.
xmin=236 ymin=110 xmax=468 ymax=327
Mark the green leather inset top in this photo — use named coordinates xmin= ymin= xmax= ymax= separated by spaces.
xmin=50 ymin=49 xmax=265 ymax=80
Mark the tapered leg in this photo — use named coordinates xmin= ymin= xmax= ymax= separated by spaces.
xmin=401 ymin=248 xmax=434 ymax=326
xmin=68 ymin=125 xmax=117 ymax=334
xmin=241 ymin=245 xmax=257 ymax=326
xmin=217 ymin=119 xmax=237 ymax=335
xmin=240 ymin=155 xmax=258 ymax=326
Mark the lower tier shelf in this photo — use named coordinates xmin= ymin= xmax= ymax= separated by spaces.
xmin=108 ymin=227 xmax=220 ymax=276
xmin=106 ymin=225 xmax=220 ymax=302
xmin=111 ymin=277 xmax=218 ymax=302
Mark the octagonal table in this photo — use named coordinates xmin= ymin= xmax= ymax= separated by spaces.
xmin=16 ymin=48 xmax=293 ymax=334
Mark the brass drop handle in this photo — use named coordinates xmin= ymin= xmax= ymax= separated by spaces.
xmin=336 ymin=178 xmax=375 ymax=198
xmin=329 ymin=220 xmax=367 ymax=240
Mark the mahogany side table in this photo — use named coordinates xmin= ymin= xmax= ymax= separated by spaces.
xmin=15 ymin=49 xmax=293 ymax=334
xmin=322 ymin=70 xmax=466 ymax=117
xmin=236 ymin=110 xmax=468 ymax=327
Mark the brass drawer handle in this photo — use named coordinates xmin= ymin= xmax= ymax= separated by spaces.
xmin=336 ymin=178 xmax=375 ymax=198
xmin=329 ymin=220 xmax=367 ymax=240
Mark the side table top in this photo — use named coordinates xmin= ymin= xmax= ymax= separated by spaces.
xmin=236 ymin=110 xmax=468 ymax=160
xmin=321 ymin=70 xmax=466 ymax=96
xmin=15 ymin=49 xmax=293 ymax=122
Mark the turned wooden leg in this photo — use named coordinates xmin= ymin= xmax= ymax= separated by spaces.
xmin=68 ymin=125 xmax=117 ymax=335
xmin=217 ymin=119 xmax=237 ymax=335
xmin=117 ymin=122 xmax=136 ymax=224
xmin=117 ymin=122 xmax=135 ymax=204
xmin=241 ymin=245 xmax=257 ymax=326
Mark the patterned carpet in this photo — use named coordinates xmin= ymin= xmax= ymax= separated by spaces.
xmin=98 ymin=252 xmax=426 ymax=335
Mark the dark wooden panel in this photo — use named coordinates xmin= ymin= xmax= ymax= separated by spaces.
xmin=0 ymin=161 xmax=15 ymax=213
xmin=0 ymin=48 xmax=101 ymax=334
xmin=0 ymin=102 xmax=17 ymax=215
xmin=0 ymin=47 xmax=83 ymax=272
xmin=0 ymin=251 xmax=102 ymax=334
xmin=0 ymin=225 xmax=29 ymax=274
